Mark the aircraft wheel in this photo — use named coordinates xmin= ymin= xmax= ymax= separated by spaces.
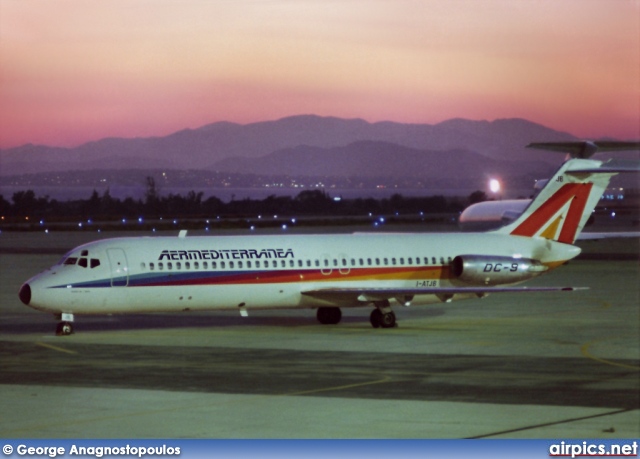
xmin=316 ymin=307 xmax=342 ymax=325
xmin=56 ymin=321 xmax=73 ymax=336
xmin=370 ymin=309 xmax=382 ymax=328
xmin=380 ymin=311 xmax=397 ymax=329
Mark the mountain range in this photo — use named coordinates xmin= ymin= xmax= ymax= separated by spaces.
xmin=5 ymin=115 xmax=636 ymax=195
xmin=1 ymin=115 xmax=576 ymax=178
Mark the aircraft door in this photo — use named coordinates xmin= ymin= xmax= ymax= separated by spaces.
xmin=107 ymin=248 xmax=129 ymax=287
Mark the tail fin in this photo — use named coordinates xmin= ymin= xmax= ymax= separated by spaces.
xmin=495 ymin=158 xmax=615 ymax=244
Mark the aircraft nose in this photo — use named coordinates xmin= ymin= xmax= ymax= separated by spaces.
xmin=19 ymin=283 xmax=31 ymax=306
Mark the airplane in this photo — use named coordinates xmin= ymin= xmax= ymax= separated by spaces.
xmin=459 ymin=141 xmax=640 ymax=236
xmin=18 ymin=141 xmax=640 ymax=335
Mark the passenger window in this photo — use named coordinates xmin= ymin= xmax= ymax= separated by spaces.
xmin=204 ymin=262 xmax=209 ymax=269
xmin=408 ymin=258 xmax=412 ymax=265
xmin=350 ymin=259 xmax=355 ymax=266
xmin=256 ymin=261 xmax=261 ymax=268
xmin=359 ymin=259 xmax=364 ymax=266
xmin=281 ymin=260 xmax=285 ymax=268
xmin=399 ymin=258 xmax=404 ymax=265
xmin=439 ymin=257 xmax=444 ymax=264
xmin=333 ymin=259 xmax=338 ymax=267
xmin=447 ymin=257 xmax=452 ymax=263
xmin=159 ymin=263 xmax=164 ymax=270
xmin=247 ymin=261 xmax=252 ymax=268
xmin=176 ymin=262 xmax=181 ymax=270
xmin=221 ymin=262 xmax=226 ymax=269
xmin=273 ymin=260 xmax=278 ymax=268
xmin=392 ymin=258 xmax=396 ymax=265
xmin=194 ymin=262 xmax=199 ymax=269
xmin=424 ymin=257 xmax=428 ymax=265
xmin=238 ymin=261 xmax=243 ymax=269
xmin=342 ymin=259 xmax=347 ymax=266
xmin=185 ymin=262 xmax=190 ymax=269
xmin=315 ymin=260 xmax=320 ymax=267
xmin=140 ymin=262 xmax=145 ymax=270
xmin=324 ymin=259 xmax=329 ymax=267
xmin=367 ymin=258 xmax=372 ymax=266
xmin=78 ymin=258 xmax=88 ymax=268
xmin=375 ymin=258 xmax=380 ymax=265
xmin=229 ymin=261 xmax=234 ymax=269
xmin=383 ymin=258 xmax=388 ymax=265
xmin=149 ymin=262 xmax=154 ymax=271
xmin=167 ymin=262 xmax=173 ymax=270
xmin=432 ymin=257 xmax=436 ymax=265
xmin=306 ymin=260 xmax=311 ymax=267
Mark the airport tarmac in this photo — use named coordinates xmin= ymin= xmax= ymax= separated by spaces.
xmin=0 ymin=230 xmax=638 ymax=438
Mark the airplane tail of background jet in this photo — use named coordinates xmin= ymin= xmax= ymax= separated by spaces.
xmin=494 ymin=141 xmax=640 ymax=244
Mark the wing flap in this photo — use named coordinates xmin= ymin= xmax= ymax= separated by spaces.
xmin=302 ymin=286 xmax=587 ymax=303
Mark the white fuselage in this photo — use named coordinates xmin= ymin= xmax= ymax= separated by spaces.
xmin=22 ymin=232 xmax=580 ymax=316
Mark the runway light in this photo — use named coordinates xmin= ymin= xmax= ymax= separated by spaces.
xmin=489 ymin=178 xmax=501 ymax=194
xmin=282 ymin=224 xmax=287 ymax=230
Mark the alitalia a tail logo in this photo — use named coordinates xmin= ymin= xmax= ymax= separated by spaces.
xmin=511 ymin=183 xmax=593 ymax=244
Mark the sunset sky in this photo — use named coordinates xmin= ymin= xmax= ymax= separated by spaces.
xmin=1 ymin=0 xmax=638 ymax=148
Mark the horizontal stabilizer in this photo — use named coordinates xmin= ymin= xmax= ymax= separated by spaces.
xmin=566 ymin=158 xmax=640 ymax=174
xmin=527 ymin=141 xmax=640 ymax=159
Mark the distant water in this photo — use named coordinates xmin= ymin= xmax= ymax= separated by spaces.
xmin=0 ymin=185 xmax=531 ymax=202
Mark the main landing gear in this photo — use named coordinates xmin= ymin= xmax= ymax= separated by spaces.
xmin=316 ymin=307 xmax=342 ymax=325
xmin=55 ymin=313 xmax=74 ymax=336
xmin=369 ymin=300 xmax=397 ymax=329
xmin=315 ymin=301 xmax=397 ymax=329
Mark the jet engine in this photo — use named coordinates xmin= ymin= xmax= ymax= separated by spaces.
xmin=451 ymin=255 xmax=548 ymax=286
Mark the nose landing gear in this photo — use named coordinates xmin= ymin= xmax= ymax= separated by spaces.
xmin=55 ymin=313 xmax=75 ymax=336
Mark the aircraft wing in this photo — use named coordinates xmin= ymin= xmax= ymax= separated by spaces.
xmin=301 ymin=286 xmax=586 ymax=304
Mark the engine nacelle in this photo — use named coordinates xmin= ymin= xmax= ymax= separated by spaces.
xmin=451 ymin=255 xmax=547 ymax=286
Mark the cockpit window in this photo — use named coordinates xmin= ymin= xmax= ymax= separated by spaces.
xmin=63 ymin=257 xmax=78 ymax=265
xmin=90 ymin=259 xmax=100 ymax=269
xmin=78 ymin=258 xmax=88 ymax=268
xmin=81 ymin=250 xmax=89 ymax=256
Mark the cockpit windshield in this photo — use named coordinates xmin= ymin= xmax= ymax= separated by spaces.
xmin=58 ymin=250 xmax=101 ymax=269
